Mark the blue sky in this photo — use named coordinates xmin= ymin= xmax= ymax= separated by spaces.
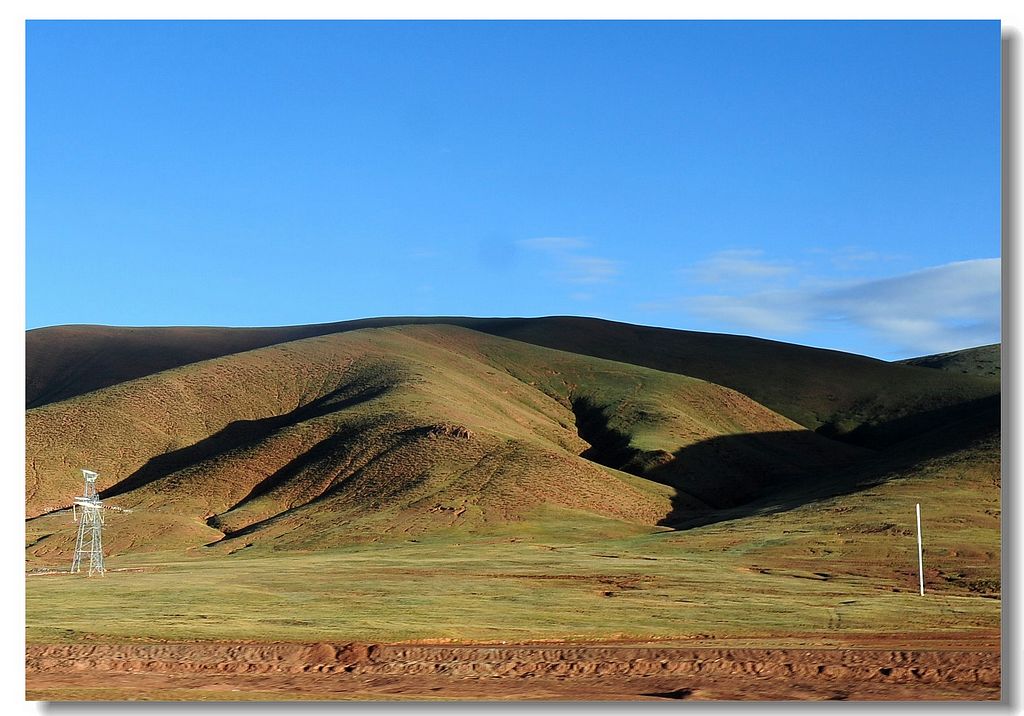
xmin=26 ymin=20 xmax=1001 ymax=359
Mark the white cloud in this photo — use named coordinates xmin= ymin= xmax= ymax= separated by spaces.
xmin=516 ymin=236 xmax=589 ymax=252
xmin=565 ymin=256 xmax=619 ymax=284
xmin=406 ymin=248 xmax=439 ymax=260
xmin=519 ymin=236 xmax=620 ymax=286
xmin=689 ymin=249 xmax=794 ymax=284
xmin=690 ymin=258 xmax=1000 ymax=355
xmin=692 ymin=293 xmax=807 ymax=333
xmin=807 ymin=245 xmax=905 ymax=271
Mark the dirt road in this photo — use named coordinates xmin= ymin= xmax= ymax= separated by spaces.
xmin=26 ymin=639 xmax=1001 ymax=701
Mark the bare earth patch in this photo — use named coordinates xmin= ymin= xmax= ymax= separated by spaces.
xmin=27 ymin=638 xmax=1000 ymax=701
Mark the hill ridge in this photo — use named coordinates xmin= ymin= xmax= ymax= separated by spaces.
xmin=26 ymin=324 xmax=864 ymax=556
xmin=897 ymin=343 xmax=1000 ymax=379
xmin=27 ymin=316 xmax=1000 ymax=450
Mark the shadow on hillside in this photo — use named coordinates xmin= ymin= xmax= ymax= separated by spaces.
xmin=571 ymin=397 xmax=643 ymax=471
xmin=570 ymin=394 xmax=1000 ymax=531
xmin=101 ymin=384 xmax=391 ymax=500
xmin=817 ymin=394 xmax=1001 ymax=449
xmin=665 ymin=396 xmax=1000 ymax=530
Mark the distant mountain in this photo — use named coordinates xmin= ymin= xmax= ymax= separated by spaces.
xmin=898 ymin=344 xmax=1000 ymax=380
xmin=26 ymin=316 xmax=999 ymax=449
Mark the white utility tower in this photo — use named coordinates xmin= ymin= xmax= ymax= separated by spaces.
xmin=70 ymin=469 xmax=106 ymax=576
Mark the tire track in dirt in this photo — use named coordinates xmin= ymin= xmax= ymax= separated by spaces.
xmin=27 ymin=642 xmax=999 ymax=691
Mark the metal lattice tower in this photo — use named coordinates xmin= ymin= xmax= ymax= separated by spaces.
xmin=71 ymin=469 xmax=105 ymax=576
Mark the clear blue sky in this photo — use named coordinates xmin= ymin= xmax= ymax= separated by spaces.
xmin=26 ymin=20 xmax=1001 ymax=359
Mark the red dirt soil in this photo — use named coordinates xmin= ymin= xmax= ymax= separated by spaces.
xmin=26 ymin=638 xmax=1000 ymax=701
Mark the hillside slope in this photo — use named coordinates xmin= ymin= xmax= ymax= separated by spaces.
xmin=26 ymin=317 xmax=999 ymax=448
xmin=26 ymin=325 xmax=863 ymax=557
xmin=27 ymin=410 xmax=1000 ymax=645
xmin=469 ymin=318 xmax=999 ymax=447
xmin=898 ymin=344 xmax=1000 ymax=379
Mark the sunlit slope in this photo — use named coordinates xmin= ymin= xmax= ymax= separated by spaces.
xmin=26 ymin=325 xmax=859 ymax=557
xmin=898 ymin=344 xmax=1000 ymax=380
xmin=26 ymin=425 xmax=999 ymax=645
xmin=467 ymin=317 xmax=999 ymax=447
xmin=27 ymin=317 xmax=998 ymax=448
xmin=672 ymin=421 xmax=1001 ymax=600
xmin=27 ymin=318 xmax=453 ymax=408
xmin=25 ymin=322 xmax=353 ymax=408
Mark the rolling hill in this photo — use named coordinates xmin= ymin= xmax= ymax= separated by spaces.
xmin=25 ymin=319 xmax=1001 ymax=653
xmin=27 ymin=316 xmax=999 ymax=450
xmin=898 ymin=344 xmax=1000 ymax=379
xmin=26 ymin=324 xmax=871 ymax=558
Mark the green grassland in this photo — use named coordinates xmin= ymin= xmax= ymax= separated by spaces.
xmin=27 ymin=427 xmax=998 ymax=645
xmin=25 ymin=321 xmax=1000 ymax=648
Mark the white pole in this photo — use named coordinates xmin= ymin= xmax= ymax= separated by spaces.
xmin=916 ymin=503 xmax=924 ymax=596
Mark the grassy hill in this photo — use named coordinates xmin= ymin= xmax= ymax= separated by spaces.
xmin=898 ymin=344 xmax=1000 ymax=380
xmin=26 ymin=420 xmax=999 ymax=646
xmin=27 ymin=317 xmax=999 ymax=450
xmin=27 ymin=325 xmax=864 ymax=559
xmin=25 ymin=320 xmax=1000 ymax=650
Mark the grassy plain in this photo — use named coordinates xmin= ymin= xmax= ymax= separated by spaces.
xmin=25 ymin=323 xmax=1000 ymax=655
xmin=27 ymin=430 xmax=999 ymax=646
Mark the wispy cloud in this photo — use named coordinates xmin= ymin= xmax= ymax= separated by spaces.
xmin=807 ymin=245 xmax=906 ymax=271
xmin=405 ymin=248 xmax=440 ymax=260
xmin=565 ymin=256 xmax=619 ymax=284
xmin=690 ymin=258 xmax=1000 ymax=355
xmin=517 ymin=236 xmax=589 ymax=252
xmin=688 ymin=249 xmax=794 ymax=284
xmin=691 ymin=293 xmax=806 ymax=333
xmin=517 ymin=236 xmax=620 ymax=286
